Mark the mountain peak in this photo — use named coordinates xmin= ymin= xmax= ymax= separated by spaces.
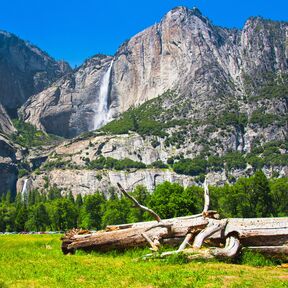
xmin=166 ymin=6 xmax=209 ymax=26
xmin=191 ymin=6 xmax=203 ymax=17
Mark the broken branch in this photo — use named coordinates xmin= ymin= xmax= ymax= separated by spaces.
xmin=117 ymin=182 xmax=161 ymax=222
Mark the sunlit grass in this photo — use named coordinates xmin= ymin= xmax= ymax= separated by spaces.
xmin=0 ymin=235 xmax=287 ymax=288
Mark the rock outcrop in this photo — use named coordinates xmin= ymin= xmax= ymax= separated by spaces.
xmin=20 ymin=7 xmax=288 ymax=138
xmin=18 ymin=131 xmax=286 ymax=196
xmin=0 ymin=30 xmax=71 ymax=117
xmin=0 ymin=104 xmax=15 ymax=135
xmin=0 ymin=135 xmax=18 ymax=195
xmin=20 ymin=55 xmax=113 ymax=138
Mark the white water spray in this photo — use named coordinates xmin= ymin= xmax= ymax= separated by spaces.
xmin=93 ymin=60 xmax=114 ymax=130
xmin=21 ymin=179 xmax=28 ymax=200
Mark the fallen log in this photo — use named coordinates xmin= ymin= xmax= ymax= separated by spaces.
xmin=244 ymin=245 xmax=288 ymax=258
xmin=61 ymin=212 xmax=217 ymax=254
xmin=61 ymin=182 xmax=288 ymax=260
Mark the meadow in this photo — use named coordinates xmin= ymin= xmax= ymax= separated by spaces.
xmin=0 ymin=235 xmax=287 ymax=288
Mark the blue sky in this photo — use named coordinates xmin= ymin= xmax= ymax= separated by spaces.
xmin=1 ymin=0 xmax=287 ymax=66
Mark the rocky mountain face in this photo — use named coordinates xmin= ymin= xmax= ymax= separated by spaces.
xmin=0 ymin=30 xmax=71 ymax=117
xmin=0 ymin=134 xmax=19 ymax=195
xmin=20 ymin=7 xmax=288 ymax=138
xmin=0 ymin=30 xmax=71 ymax=195
xmin=20 ymin=55 xmax=113 ymax=138
xmin=1 ymin=6 xmax=287 ymax=197
xmin=17 ymin=130 xmax=287 ymax=197
xmin=17 ymin=133 xmax=226 ymax=196
xmin=0 ymin=104 xmax=15 ymax=135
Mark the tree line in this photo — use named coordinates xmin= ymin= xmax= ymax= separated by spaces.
xmin=0 ymin=171 xmax=287 ymax=232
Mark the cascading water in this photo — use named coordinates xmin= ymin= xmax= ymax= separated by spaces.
xmin=93 ymin=60 xmax=114 ymax=130
xmin=21 ymin=178 xmax=28 ymax=200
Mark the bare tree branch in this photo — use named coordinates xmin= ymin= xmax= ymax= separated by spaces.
xmin=202 ymin=177 xmax=210 ymax=214
xmin=212 ymin=235 xmax=241 ymax=258
xmin=193 ymin=219 xmax=228 ymax=248
xmin=177 ymin=233 xmax=193 ymax=252
xmin=117 ymin=182 xmax=161 ymax=222
xmin=141 ymin=232 xmax=160 ymax=251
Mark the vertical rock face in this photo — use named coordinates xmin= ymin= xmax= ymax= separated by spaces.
xmin=0 ymin=135 xmax=18 ymax=196
xmin=20 ymin=7 xmax=288 ymax=137
xmin=20 ymin=55 xmax=113 ymax=138
xmin=112 ymin=7 xmax=241 ymax=111
xmin=0 ymin=30 xmax=71 ymax=117
xmin=241 ymin=18 xmax=288 ymax=83
xmin=0 ymin=104 xmax=15 ymax=135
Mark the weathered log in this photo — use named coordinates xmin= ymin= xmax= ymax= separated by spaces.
xmin=211 ymin=235 xmax=241 ymax=258
xmin=244 ymin=246 xmax=288 ymax=258
xmin=61 ymin=212 xmax=217 ymax=254
xmin=61 ymin=182 xmax=288 ymax=259
xmin=62 ymin=216 xmax=288 ymax=255
xmin=209 ymin=218 xmax=288 ymax=247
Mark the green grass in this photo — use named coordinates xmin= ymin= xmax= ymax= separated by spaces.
xmin=0 ymin=235 xmax=288 ymax=287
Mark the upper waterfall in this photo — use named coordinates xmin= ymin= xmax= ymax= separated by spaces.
xmin=93 ymin=60 xmax=114 ymax=130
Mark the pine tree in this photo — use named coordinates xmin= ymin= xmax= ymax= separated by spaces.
xmin=252 ymin=170 xmax=273 ymax=217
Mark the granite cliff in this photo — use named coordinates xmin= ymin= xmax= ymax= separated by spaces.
xmin=20 ymin=7 xmax=288 ymax=138
xmin=0 ymin=30 xmax=71 ymax=117
xmin=0 ymin=6 xmax=287 ymax=197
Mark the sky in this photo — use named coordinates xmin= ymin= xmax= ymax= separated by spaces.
xmin=0 ymin=0 xmax=287 ymax=67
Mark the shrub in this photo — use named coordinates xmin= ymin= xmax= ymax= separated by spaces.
xmin=224 ymin=152 xmax=246 ymax=170
xmin=11 ymin=119 xmax=60 ymax=147
xmin=151 ymin=160 xmax=168 ymax=169
xmin=18 ymin=169 xmax=28 ymax=178
xmin=87 ymin=156 xmax=146 ymax=170
xmin=173 ymin=157 xmax=207 ymax=176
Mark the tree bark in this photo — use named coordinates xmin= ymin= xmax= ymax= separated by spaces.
xmin=61 ymin=182 xmax=288 ymax=259
xmin=61 ymin=212 xmax=217 ymax=254
xmin=61 ymin=216 xmax=288 ymax=256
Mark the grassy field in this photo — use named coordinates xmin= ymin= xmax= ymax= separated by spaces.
xmin=0 ymin=235 xmax=287 ymax=288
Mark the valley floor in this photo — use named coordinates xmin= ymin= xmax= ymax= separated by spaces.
xmin=0 ymin=235 xmax=287 ymax=287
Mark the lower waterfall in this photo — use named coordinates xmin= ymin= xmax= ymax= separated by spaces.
xmin=21 ymin=178 xmax=28 ymax=200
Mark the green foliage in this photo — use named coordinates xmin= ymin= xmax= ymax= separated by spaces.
xmin=100 ymin=90 xmax=187 ymax=137
xmin=252 ymin=171 xmax=273 ymax=217
xmin=164 ymin=131 xmax=186 ymax=147
xmin=246 ymin=154 xmax=264 ymax=170
xmin=250 ymin=110 xmax=286 ymax=128
xmin=210 ymin=172 xmax=281 ymax=218
xmin=149 ymin=182 xmax=203 ymax=218
xmin=251 ymin=73 xmax=288 ymax=100
xmin=101 ymin=197 xmax=131 ymax=227
xmin=247 ymin=140 xmax=288 ymax=168
xmin=270 ymin=178 xmax=288 ymax=216
xmin=49 ymin=198 xmax=78 ymax=231
xmin=18 ymin=168 xmax=29 ymax=178
xmin=25 ymin=203 xmax=50 ymax=231
xmin=0 ymin=175 xmax=287 ymax=232
xmin=87 ymin=156 xmax=146 ymax=170
xmin=79 ymin=193 xmax=105 ymax=230
xmin=173 ymin=157 xmax=208 ymax=176
xmin=240 ymin=250 xmax=277 ymax=267
xmin=43 ymin=159 xmax=69 ymax=170
xmin=216 ymin=112 xmax=248 ymax=130
xmin=11 ymin=119 xmax=61 ymax=148
xmin=207 ymin=155 xmax=224 ymax=171
xmin=224 ymin=151 xmax=246 ymax=170
xmin=150 ymin=160 xmax=168 ymax=169
xmin=171 ymin=151 xmax=247 ymax=177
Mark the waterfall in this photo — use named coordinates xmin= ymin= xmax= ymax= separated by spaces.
xmin=21 ymin=178 xmax=28 ymax=200
xmin=94 ymin=60 xmax=114 ymax=130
